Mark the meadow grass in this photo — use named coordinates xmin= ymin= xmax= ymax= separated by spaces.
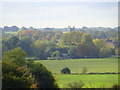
xmin=5 ymin=32 xmax=17 ymax=34
xmin=35 ymin=58 xmax=119 ymax=88
xmin=54 ymin=74 xmax=119 ymax=88
xmin=36 ymin=58 xmax=118 ymax=73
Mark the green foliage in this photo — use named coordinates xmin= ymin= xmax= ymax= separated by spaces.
xmin=2 ymin=36 xmax=20 ymax=52
xmin=3 ymin=47 xmax=26 ymax=66
xmin=68 ymin=46 xmax=77 ymax=58
xmin=56 ymin=74 xmax=118 ymax=88
xmin=76 ymin=33 xmax=98 ymax=58
xmin=2 ymin=61 xmax=36 ymax=88
xmin=19 ymin=37 xmax=33 ymax=56
xmin=99 ymin=47 xmax=113 ymax=58
xmin=27 ymin=62 xmax=58 ymax=88
xmin=51 ymin=51 xmax=60 ymax=60
xmin=93 ymin=38 xmax=116 ymax=58
xmin=32 ymin=40 xmax=47 ymax=59
xmin=59 ymin=31 xmax=83 ymax=46
xmin=93 ymin=39 xmax=106 ymax=51
xmin=81 ymin=33 xmax=92 ymax=43
xmin=66 ymin=81 xmax=84 ymax=88
xmin=2 ymin=30 xmax=117 ymax=59
xmin=115 ymin=48 xmax=120 ymax=56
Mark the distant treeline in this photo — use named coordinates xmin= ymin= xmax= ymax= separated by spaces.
xmin=1 ymin=25 xmax=118 ymax=32
xmin=2 ymin=29 xmax=120 ymax=60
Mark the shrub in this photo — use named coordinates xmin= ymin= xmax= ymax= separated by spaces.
xmin=112 ymin=84 xmax=120 ymax=89
xmin=66 ymin=81 xmax=84 ymax=88
xmin=61 ymin=67 xmax=71 ymax=74
xmin=82 ymin=67 xmax=87 ymax=74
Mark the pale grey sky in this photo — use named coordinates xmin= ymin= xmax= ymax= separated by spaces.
xmin=0 ymin=1 xmax=118 ymax=28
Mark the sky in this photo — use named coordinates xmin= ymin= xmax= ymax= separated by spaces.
xmin=0 ymin=1 xmax=118 ymax=28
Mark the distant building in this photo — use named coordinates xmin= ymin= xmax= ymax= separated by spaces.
xmin=68 ymin=26 xmax=75 ymax=32
xmin=105 ymin=39 xmax=114 ymax=47
xmin=105 ymin=39 xmax=119 ymax=48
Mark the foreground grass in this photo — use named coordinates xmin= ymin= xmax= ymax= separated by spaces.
xmin=54 ymin=74 xmax=119 ymax=88
xmin=36 ymin=58 xmax=118 ymax=73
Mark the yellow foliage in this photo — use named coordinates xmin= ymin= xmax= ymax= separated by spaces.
xmin=30 ymin=83 xmax=38 ymax=88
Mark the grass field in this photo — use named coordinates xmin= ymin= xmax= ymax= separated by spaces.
xmin=5 ymin=32 xmax=17 ymax=34
xmin=35 ymin=58 xmax=119 ymax=88
xmin=54 ymin=74 xmax=119 ymax=88
xmin=36 ymin=58 xmax=118 ymax=73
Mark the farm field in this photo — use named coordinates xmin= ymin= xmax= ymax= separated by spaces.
xmin=36 ymin=58 xmax=118 ymax=74
xmin=54 ymin=74 xmax=119 ymax=88
xmin=35 ymin=58 xmax=119 ymax=88
xmin=5 ymin=31 xmax=17 ymax=34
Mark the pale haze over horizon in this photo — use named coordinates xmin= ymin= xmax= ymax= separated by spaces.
xmin=0 ymin=2 xmax=118 ymax=28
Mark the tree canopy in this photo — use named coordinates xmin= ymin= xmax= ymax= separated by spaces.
xmin=2 ymin=61 xmax=37 ymax=88
xmin=3 ymin=47 xmax=26 ymax=66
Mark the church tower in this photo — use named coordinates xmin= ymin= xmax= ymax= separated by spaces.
xmin=68 ymin=26 xmax=75 ymax=32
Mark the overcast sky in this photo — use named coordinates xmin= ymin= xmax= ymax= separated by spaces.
xmin=0 ymin=2 xmax=118 ymax=28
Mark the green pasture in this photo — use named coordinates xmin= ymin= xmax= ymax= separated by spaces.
xmin=36 ymin=58 xmax=118 ymax=73
xmin=5 ymin=32 xmax=17 ymax=34
xmin=54 ymin=74 xmax=119 ymax=88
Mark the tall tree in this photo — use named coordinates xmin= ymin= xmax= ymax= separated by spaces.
xmin=93 ymin=39 xmax=106 ymax=50
xmin=32 ymin=40 xmax=47 ymax=59
xmin=2 ymin=36 xmax=20 ymax=52
xmin=99 ymin=47 xmax=114 ymax=58
xmin=3 ymin=47 xmax=26 ymax=66
xmin=77 ymin=34 xmax=98 ymax=58
xmin=68 ymin=46 xmax=77 ymax=58
xmin=27 ymin=62 xmax=58 ymax=88
xmin=2 ymin=61 xmax=37 ymax=88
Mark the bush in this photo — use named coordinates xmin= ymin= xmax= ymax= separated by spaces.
xmin=51 ymin=51 xmax=61 ymax=60
xmin=2 ymin=61 xmax=37 ymax=88
xmin=112 ymin=84 xmax=120 ymax=89
xmin=27 ymin=62 xmax=58 ymax=88
xmin=82 ymin=67 xmax=87 ymax=74
xmin=61 ymin=67 xmax=71 ymax=74
xmin=66 ymin=81 xmax=84 ymax=88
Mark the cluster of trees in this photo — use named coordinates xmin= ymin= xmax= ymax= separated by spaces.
xmin=58 ymin=32 xmax=117 ymax=58
xmin=2 ymin=26 xmax=19 ymax=32
xmin=81 ymin=29 xmax=118 ymax=42
xmin=2 ymin=30 xmax=119 ymax=60
xmin=2 ymin=47 xmax=58 ymax=88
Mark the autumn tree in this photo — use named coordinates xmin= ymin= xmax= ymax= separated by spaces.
xmin=77 ymin=34 xmax=98 ymax=58
xmin=93 ymin=39 xmax=106 ymax=51
xmin=58 ymin=31 xmax=83 ymax=47
xmin=99 ymin=46 xmax=113 ymax=58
